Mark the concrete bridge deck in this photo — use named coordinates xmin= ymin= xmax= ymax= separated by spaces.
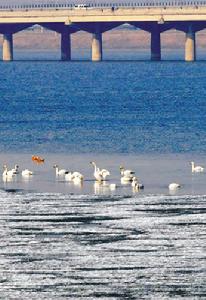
xmin=1 ymin=6 xmax=206 ymax=23
xmin=1 ymin=5 xmax=206 ymax=61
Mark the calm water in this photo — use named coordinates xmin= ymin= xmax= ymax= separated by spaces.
xmin=0 ymin=52 xmax=206 ymax=299
xmin=1 ymin=51 xmax=206 ymax=154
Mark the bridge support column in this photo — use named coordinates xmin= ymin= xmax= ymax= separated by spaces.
xmin=3 ymin=33 xmax=13 ymax=61
xmin=61 ymin=27 xmax=71 ymax=61
xmin=151 ymin=27 xmax=161 ymax=61
xmin=185 ymin=26 xmax=196 ymax=62
xmin=92 ymin=30 xmax=102 ymax=61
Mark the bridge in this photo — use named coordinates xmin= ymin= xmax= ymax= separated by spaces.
xmin=1 ymin=1 xmax=206 ymax=61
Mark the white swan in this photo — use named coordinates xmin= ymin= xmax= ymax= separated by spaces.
xmin=65 ymin=171 xmax=84 ymax=182
xmin=131 ymin=177 xmax=144 ymax=190
xmin=22 ymin=169 xmax=33 ymax=177
xmin=72 ymin=172 xmax=84 ymax=183
xmin=90 ymin=162 xmax=110 ymax=182
xmin=2 ymin=165 xmax=15 ymax=178
xmin=90 ymin=162 xmax=103 ymax=182
xmin=191 ymin=161 xmax=204 ymax=173
xmin=168 ymin=183 xmax=181 ymax=190
xmin=100 ymin=169 xmax=110 ymax=180
xmin=120 ymin=166 xmax=135 ymax=181
xmin=53 ymin=165 xmax=68 ymax=176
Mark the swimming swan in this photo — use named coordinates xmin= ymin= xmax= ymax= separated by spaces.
xmin=65 ymin=171 xmax=84 ymax=182
xmin=168 ymin=183 xmax=181 ymax=190
xmin=191 ymin=161 xmax=204 ymax=173
xmin=131 ymin=177 xmax=144 ymax=190
xmin=100 ymin=169 xmax=110 ymax=180
xmin=72 ymin=172 xmax=84 ymax=183
xmin=2 ymin=165 xmax=15 ymax=178
xmin=90 ymin=162 xmax=110 ymax=182
xmin=22 ymin=169 xmax=33 ymax=177
xmin=120 ymin=166 xmax=135 ymax=181
xmin=53 ymin=165 xmax=68 ymax=176
xmin=73 ymin=175 xmax=84 ymax=186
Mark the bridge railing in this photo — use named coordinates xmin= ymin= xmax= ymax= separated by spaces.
xmin=0 ymin=1 xmax=206 ymax=10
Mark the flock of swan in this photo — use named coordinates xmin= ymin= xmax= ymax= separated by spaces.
xmin=1 ymin=160 xmax=204 ymax=192
xmin=54 ymin=162 xmax=144 ymax=191
xmin=3 ymin=165 xmax=33 ymax=178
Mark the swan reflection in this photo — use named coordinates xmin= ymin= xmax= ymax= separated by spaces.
xmin=94 ymin=181 xmax=116 ymax=195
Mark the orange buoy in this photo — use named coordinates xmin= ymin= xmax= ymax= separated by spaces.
xmin=32 ymin=155 xmax=45 ymax=164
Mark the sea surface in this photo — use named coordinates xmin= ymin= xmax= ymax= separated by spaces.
xmin=0 ymin=50 xmax=205 ymax=299
xmin=1 ymin=49 xmax=206 ymax=154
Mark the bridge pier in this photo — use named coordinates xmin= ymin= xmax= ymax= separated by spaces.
xmin=151 ymin=27 xmax=161 ymax=61
xmin=3 ymin=33 xmax=13 ymax=61
xmin=185 ymin=25 xmax=196 ymax=62
xmin=61 ymin=27 xmax=71 ymax=61
xmin=92 ymin=29 xmax=102 ymax=61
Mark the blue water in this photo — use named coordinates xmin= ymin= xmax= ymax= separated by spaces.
xmin=1 ymin=55 xmax=206 ymax=154
xmin=0 ymin=52 xmax=206 ymax=299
